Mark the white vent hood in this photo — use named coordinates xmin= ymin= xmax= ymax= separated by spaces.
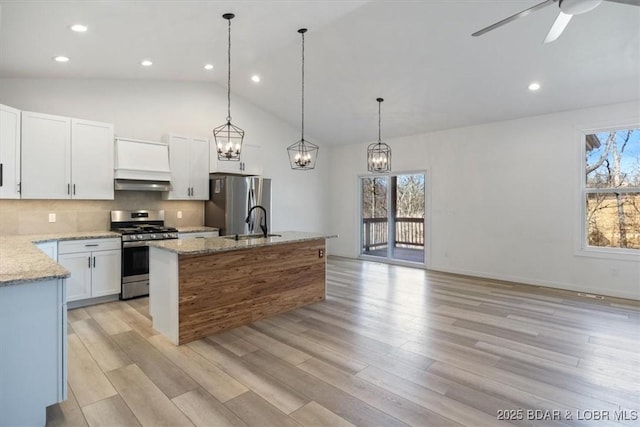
xmin=114 ymin=138 xmax=172 ymax=191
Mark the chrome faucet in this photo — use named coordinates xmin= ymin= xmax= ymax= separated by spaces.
xmin=246 ymin=205 xmax=268 ymax=238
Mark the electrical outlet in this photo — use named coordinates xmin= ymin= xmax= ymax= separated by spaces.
xmin=177 ymin=211 xmax=183 ymax=219
xmin=48 ymin=213 xmax=56 ymax=223
xmin=319 ymin=249 xmax=324 ymax=258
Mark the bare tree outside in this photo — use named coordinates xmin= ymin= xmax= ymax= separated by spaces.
xmin=585 ymin=129 xmax=640 ymax=249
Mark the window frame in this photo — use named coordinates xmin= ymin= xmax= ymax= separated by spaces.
xmin=577 ymin=123 xmax=640 ymax=261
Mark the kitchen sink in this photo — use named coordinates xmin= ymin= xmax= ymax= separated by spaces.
xmin=223 ymin=233 xmax=282 ymax=241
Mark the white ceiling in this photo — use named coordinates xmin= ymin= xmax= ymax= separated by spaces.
xmin=1 ymin=0 xmax=639 ymax=145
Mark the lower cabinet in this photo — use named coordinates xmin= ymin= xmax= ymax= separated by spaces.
xmin=58 ymin=238 xmax=121 ymax=302
xmin=0 ymin=278 xmax=67 ymax=427
xmin=35 ymin=240 xmax=58 ymax=260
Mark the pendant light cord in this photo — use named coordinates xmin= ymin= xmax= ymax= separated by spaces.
xmin=378 ymin=100 xmax=381 ymax=143
xmin=227 ymin=17 xmax=232 ymax=123
xmin=301 ymin=30 xmax=305 ymax=142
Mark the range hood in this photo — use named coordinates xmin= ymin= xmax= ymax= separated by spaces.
xmin=114 ymin=138 xmax=172 ymax=191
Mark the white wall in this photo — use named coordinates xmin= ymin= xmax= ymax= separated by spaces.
xmin=0 ymin=78 xmax=329 ymax=234
xmin=327 ymin=101 xmax=640 ymax=300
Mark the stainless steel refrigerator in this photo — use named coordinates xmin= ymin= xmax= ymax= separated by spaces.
xmin=205 ymin=175 xmax=272 ymax=236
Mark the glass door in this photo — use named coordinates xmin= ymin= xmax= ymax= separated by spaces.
xmin=361 ymin=176 xmax=389 ymax=259
xmin=360 ymin=173 xmax=426 ymax=264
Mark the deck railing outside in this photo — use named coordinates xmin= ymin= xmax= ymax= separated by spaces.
xmin=362 ymin=217 xmax=424 ymax=250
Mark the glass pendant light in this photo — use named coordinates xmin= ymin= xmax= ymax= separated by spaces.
xmin=287 ymin=28 xmax=319 ymax=170
xmin=367 ymin=98 xmax=391 ymax=173
xmin=213 ymin=13 xmax=244 ymax=161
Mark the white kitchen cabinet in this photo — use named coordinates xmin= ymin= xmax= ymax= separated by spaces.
xmin=0 ymin=278 xmax=67 ymax=427
xmin=178 ymin=230 xmax=219 ymax=239
xmin=21 ymin=111 xmax=71 ymax=199
xmin=209 ymin=142 xmax=262 ymax=176
xmin=71 ymin=119 xmax=114 ymax=199
xmin=35 ymin=241 xmax=58 ymax=260
xmin=0 ymin=104 xmax=21 ymax=199
xmin=58 ymin=238 xmax=121 ymax=302
xmin=21 ymin=111 xmax=114 ymax=199
xmin=164 ymin=134 xmax=209 ymax=200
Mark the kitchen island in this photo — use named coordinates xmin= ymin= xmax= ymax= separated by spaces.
xmin=148 ymin=231 xmax=326 ymax=345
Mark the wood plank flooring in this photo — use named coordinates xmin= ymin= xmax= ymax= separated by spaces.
xmin=47 ymin=256 xmax=640 ymax=427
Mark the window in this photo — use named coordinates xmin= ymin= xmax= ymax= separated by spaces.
xmin=584 ymin=128 xmax=640 ymax=252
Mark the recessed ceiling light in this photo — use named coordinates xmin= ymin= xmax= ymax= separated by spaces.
xmin=528 ymin=82 xmax=541 ymax=91
xmin=70 ymin=24 xmax=88 ymax=33
xmin=53 ymin=56 xmax=70 ymax=63
xmin=141 ymin=60 xmax=153 ymax=67
xmin=204 ymin=64 xmax=214 ymax=70
xmin=251 ymin=75 xmax=260 ymax=83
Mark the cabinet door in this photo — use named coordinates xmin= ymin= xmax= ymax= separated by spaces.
xmin=241 ymin=143 xmax=262 ymax=176
xmin=21 ymin=111 xmax=71 ymax=199
xmin=165 ymin=135 xmax=191 ymax=200
xmin=71 ymin=119 xmax=114 ymax=200
xmin=91 ymin=249 xmax=121 ymax=297
xmin=0 ymin=104 xmax=21 ymax=199
xmin=59 ymin=252 xmax=92 ymax=302
xmin=190 ymin=136 xmax=210 ymax=199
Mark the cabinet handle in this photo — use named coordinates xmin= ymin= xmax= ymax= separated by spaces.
xmin=0 ymin=163 xmax=3 ymax=187
xmin=67 ymin=184 xmax=70 ymax=195
xmin=73 ymin=184 xmax=76 ymax=195
xmin=93 ymin=256 xmax=96 ymax=268
xmin=84 ymin=244 xmax=99 ymax=247
xmin=88 ymin=256 xmax=91 ymax=268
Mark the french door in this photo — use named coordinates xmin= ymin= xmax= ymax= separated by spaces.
xmin=360 ymin=173 xmax=426 ymax=264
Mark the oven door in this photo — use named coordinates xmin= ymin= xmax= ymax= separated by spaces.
xmin=121 ymin=242 xmax=150 ymax=299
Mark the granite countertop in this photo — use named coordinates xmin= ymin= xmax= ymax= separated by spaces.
xmin=0 ymin=231 xmax=120 ymax=287
xmin=176 ymin=226 xmax=219 ymax=233
xmin=148 ymin=231 xmax=327 ymax=255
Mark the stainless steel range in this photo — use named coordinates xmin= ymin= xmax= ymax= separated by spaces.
xmin=110 ymin=210 xmax=178 ymax=300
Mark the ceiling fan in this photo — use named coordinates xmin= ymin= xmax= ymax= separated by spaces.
xmin=472 ymin=0 xmax=640 ymax=43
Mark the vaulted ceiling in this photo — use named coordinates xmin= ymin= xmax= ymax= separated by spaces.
xmin=1 ymin=0 xmax=638 ymax=145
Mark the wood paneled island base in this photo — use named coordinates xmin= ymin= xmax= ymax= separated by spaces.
xmin=149 ymin=233 xmax=326 ymax=345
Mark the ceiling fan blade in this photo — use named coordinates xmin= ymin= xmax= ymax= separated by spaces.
xmin=604 ymin=0 xmax=640 ymax=6
xmin=544 ymin=11 xmax=573 ymax=43
xmin=472 ymin=0 xmax=557 ymax=37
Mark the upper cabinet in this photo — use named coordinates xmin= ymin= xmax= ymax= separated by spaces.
xmin=209 ymin=142 xmax=262 ymax=176
xmin=21 ymin=111 xmax=114 ymax=200
xmin=163 ymin=134 xmax=209 ymax=200
xmin=0 ymin=104 xmax=21 ymax=199
xmin=71 ymin=119 xmax=115 ymax=199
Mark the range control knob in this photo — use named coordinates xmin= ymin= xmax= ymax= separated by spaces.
xmin=129 ymin=235 xmax=137 ymax=240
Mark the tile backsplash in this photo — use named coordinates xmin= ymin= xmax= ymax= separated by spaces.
xmin=0 ymin=191 xmax=204 ymax=236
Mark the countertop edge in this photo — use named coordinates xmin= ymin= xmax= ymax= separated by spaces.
xmin=148 ymin=232 xmax=328 ymax=255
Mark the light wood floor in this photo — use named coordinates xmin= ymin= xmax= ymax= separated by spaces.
xmin=47 ymin=256 xmax=640 ymax=427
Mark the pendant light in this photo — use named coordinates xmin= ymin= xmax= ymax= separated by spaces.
xmin=287 ymin=28 xmax=319 ymax=170
xmin=214 ymin=13 xmax=244 ymax=161
xmin=367 ymin=98 xmax=391 ymax=173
